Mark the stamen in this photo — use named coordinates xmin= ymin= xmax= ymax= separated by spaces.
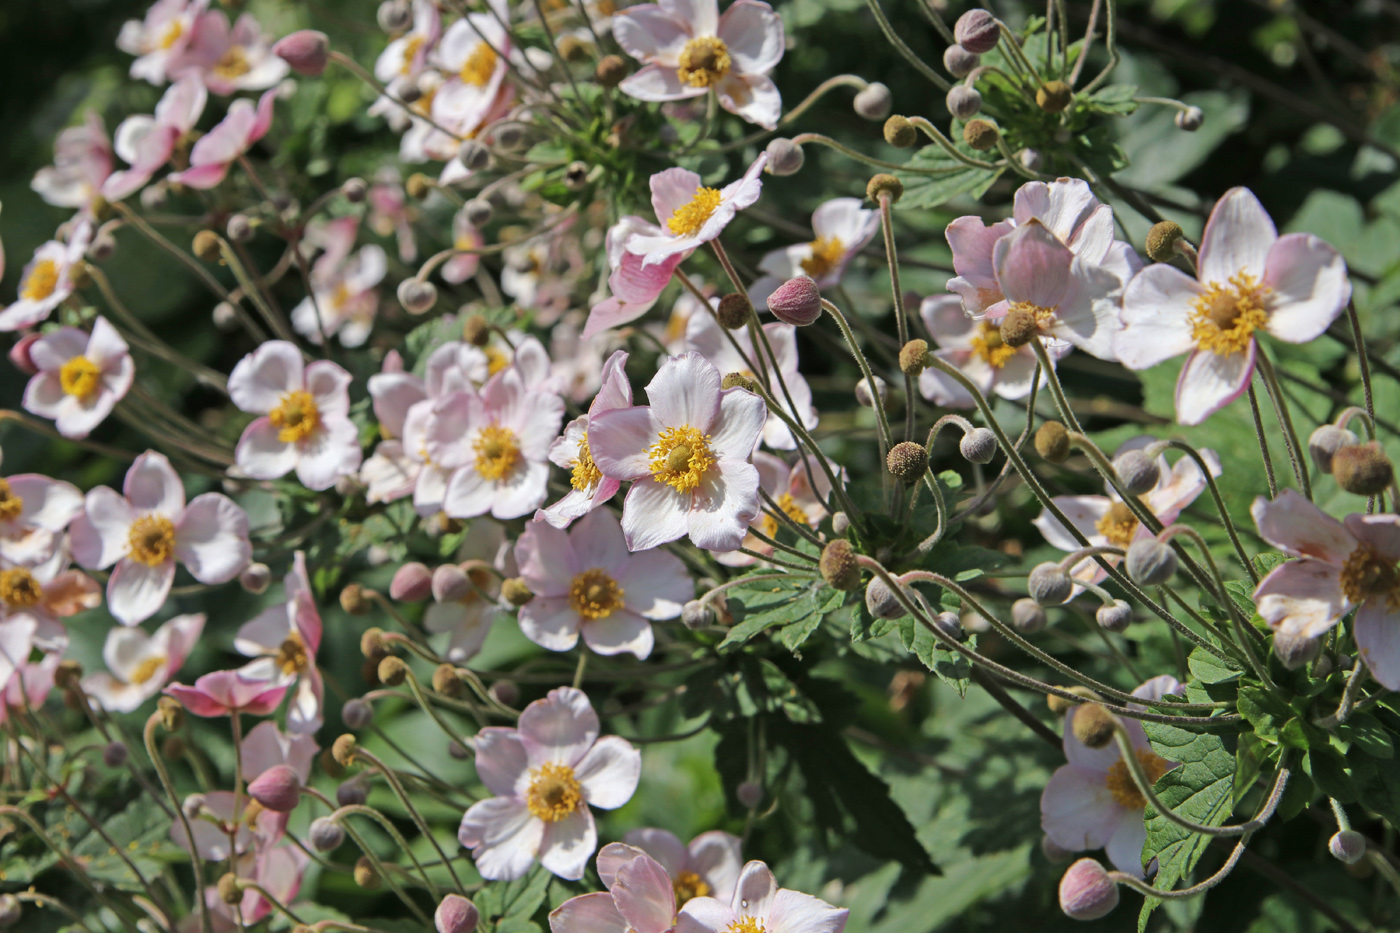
xmin=648 ymin=426 xmax=715 ymax=493
xmin=128 ymin=655 xmax=168 ymax=686
xmin=127 ymin=514 xmax=176 ymax=567
xmin=568 ymin=568 xmax=624 ymax=620
xmin=60 ymin=356 xmax=102 ymax=399
xmin=667 ymin=188 xmax=724 ymax=237
xmin=1104 ymin=749 xmax=1171 ymax=809
xmin=570 ymin=434 xmax=602 ymax=491
xmin=1188 ymin=272 xmax=1270 ymax=357
xmin=270 ymin=390 xmax=322 ymax=444
xmin=968 ymin=321 xmax=1017 ymax=369
xmin=525 ymin=762 xmax=583 ymax=822
xmin=676 ymin=35 xmax=732 ymax=88
xmin=799 ymin=236 xmax=845 ymax=279
xmin=473 ymin=424 xmax=521 ymax=481
xmin=0 ymin=568 xmax=42 ymax=610
xmin=22 ymin=259 xmax=61 ymax=303
xmin=460 ymin=42 xmax=498 ymax=87
xmin=0 ymin=479 xmax=24 ymax=523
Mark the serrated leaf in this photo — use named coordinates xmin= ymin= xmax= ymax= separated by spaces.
xmin=1335 ymin=713 xmax=1394 ymax=760
xmin=476 ymin=865 xmax=551 ymax=928
xmin=1083 ymin=83 xmax=1139 ymax=116
xmin=1237 ymin=686 xmax=1294 ymax=744
xmin=898 ymin=616 xmax=974 ymax=697
xmin=718 ymin=577 xmax=839 ymax=652
xmin=892 ymin=139 xmax=1005 ymax=211
xmin=1187 ymin=646 xmax=1243 ymax=684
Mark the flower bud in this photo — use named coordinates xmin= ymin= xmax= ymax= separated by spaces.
xmin=1126 ymin=538 xmax=1177 ymax=586
xmin=999 ymin=307 xmax=1038 ymax=347
xmin=1036 ymin=80 xmax=1073 ymax=113
xmin=433 ymin=564 xmax=474 ymax=603
xmin=1175 ymin=106 xmax=1204 ymax=131
xmin=342 ymin=177 xmax=367 ymax=202
xmin=274 ymin=30 xmax=330 ymax=77
xmin=1096 ymin=600 xmax=1132 ymax=633
xmin=182 ymin=793 xmax=207 ymax=821
xmin=490 ymin=680 xmax=519 ymax=707
xmin=1145 ymin=220 xmax=1185 ymax=263
xmin=249 ymin=764 xmax=302 ymax=813
xmin=865 ymin=173 xmax=904 ymax=203
xmin=1113 ymin=450 xmax=1160 ymax=496
xmin=947 ymin=86 xmax=982 ymax=120
xmin=943 ymin=45 xmax=980 ymax=77
xmin=1028 ymin=562 xmax=1073 ymax=606
xmin=960 ymin=427 xmax=998 ymax=464
xmin=501 ymin=577 xmax=534 ymax=607
xmin=933 ymin=610 xmax=967 ymax=642
xmin=716 ymin=292 xmax=752 ymax=329
xmin=595 ymin=54 xmax=628 ymax=87
xmin=398 ymin=278 xmax=438 ymax=315
xmin=1034 ymin=421 xmax=1070 ymax=463
xmin=855 ymin=374 xmax=888 ymax=409
xmin=8 ymin=334 xmax=40 ymax=375
xmin=0 ymin=894 xmax=20 ymax=927
xmin=736 ymin=781 xmax=763 ymax=808
xmin=564 ymin=161 xmax=590 ymax=190
xmin=1058 ymin=859 xmax=1119 ymax=921
xmin=378 ymin=656 xmax=408 ymax=686
xmin=332 ymin=734 xmax=359 ymax=767
xmin=831 ymin=511 xmax=851 ymax=535
xmin=682 ymin=599 xmax=716 ymax=630
xmin=883 ymin=115 xmax=917 ymax=149
xmin=886 ymin=441 xmax=929 ymax=483
xmin=820 ymin=540 xmax=862 ymax=592
xmin=457 ymin=139 xmax=491 ymax=173
xmin=1070 ymin=704 xmax=1117 ymax=749
xmin=218 ymin=872 xmax=243 ymax=905
xmin=437 ymin=895 xmax=481 ymax=933
xmin=310 ymin=816 xmax=345 ymax=852
xmin=899 ymin=339 xmax=928 ymax=375
xmin=212 ymin=301 xmax=238 ymax=330
xmin=192 ymin=229 xmax=222 ymax=262
xmin=865 ymin=577 xmax=907 ymax=620
xmin=1334 ymin=442 xmax=1394 ymax=496
xmin=390 ymin=562 xmax=433 ymax=602
xmin=1329 ymin=830 xmax=1366 ymax=865
xmin=954 ymin=10 xmax=1001 ymax=53
xmin=1012 ymin=597 xmax=1047 ymax=633
xmin=962 ymin=119 xmax=998 ymax=151
xmin=103 ymin=741 xmax=129 ymax=767
xmin=433 ymin=663 xmax=466 ymax=698
xmin=378 ymin=0 xmax=411 ymax=33
xmin=764 ymin=137 xmax=805 ymax=176
xmin=342 ymin=698 xmax=373 ymax=730
xmin=1019 ymin=148 xmax=1044 ymax=172
xmin=1313 ymin=653 xmax=1335 ymax=678
xmin=1309 ymin=424 xmax=1358 ymax=475
xmin=1273 ymin=631 xmax=1321 ymax=671
xmin=853 ymin=82 xmax=892 ymax=120
xmin=465 ymin=198 xmax=494 ymax=227
xmin=337 ymin=774 xmax=370 ymax=808
xmin=240 ymin=562 xmax=271 ymax=594
xmin=767 ymin=275 xmax=823 ymax=326
xmin=354 ymin=856 xmax=381 ymax=889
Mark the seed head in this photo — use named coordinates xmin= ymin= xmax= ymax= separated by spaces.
xmin=716 ymin=292 xmax=752 ymax=329
xmin=960 ymin=427 xmax=998 ymax=464
xmin=853 ymin=82 xmax=892 ymax=120
xmin=1309 ymin=424 xmax=1358 ymax=475
xmin=1046 ymin=685 xmax=1101 ymax=715
xmin=886 ymin=441 xmax=929 ymax=483
xmin=954 ymin=10 xmax=1001 ymax=53
xmin=192 ymin=230 xmax=222 ymax=262
xmin=1058 ymin=859 xmax=1120 ymax=921
xmin=1028 ymin=561 xmax=1073 ymax=605
xmin=157 ymin=696 xmax=184 ymax=731
xmin=354 ymin=856 xmax=381 ymax=889
xmin=1034 ymin=421 xmax=1070 ymax=463
xmin=501 ymin=577 xmax=534 ymax=606
xmin=767 ymin=275 xmax=823 ymax=326
xmin=764 ymin=137 xmax=806 ymax=176
xmin=595 ymin=54 xmax=628 ymax=88
xmin=378 ymin=656 xmax=408 ymax=686
xmin=1145 ymin=220 xmax=1185 ymax=263
xmin=943 ymin=44 xmax=980 ymax=77
xmin=899 ymin=339 xmax=928 ymax=375
xmin=1126 ymin=538 xmax=1177 ymax=586
xmin=962 ymin=119 xmax=999 ymax=151
xmin=332 ymin=733 xmax=359 ymax=767
xmin=721 ymin=372 xmax=758 ymax=392
xmin=820 ymin=540 xmax=862 ymax=591
xmin=218 ymin=873 xmax=243 ymax=905
xmin=999 ymin=307 xmax=1039 ymax=347
xmin=1036 ymin=80 xmax=1073 ymax=113
xmin=947 ymin=86 xmax=982 ymax=120
xmin=1096 ymin=600 xmax=1132 ymax=633
xmin=1012 ymin=598 xmax=1047 ymax=633
xmin=406 ymin=173 xmax=432 ymax=201
xmin=1334 ymin=442 xmax=1394 ymax=496
xmin=866 ymin=173 xmax=904 ymax=203
xmin=1071 ymin=703 xmax=1118 ymax=749
xmin=884 ymin=115 xmax=917 ymax=149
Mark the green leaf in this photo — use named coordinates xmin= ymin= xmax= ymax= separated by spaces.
xmin=892 ymin=139 xmax=1005 ymax=211
xmin=1237 ymin=686 xmax=1294 ymax=744
xmin=717 ymin=577 xmax=841 ymax=652
xmin=1188 ymin=646 xmax=1243 ymax=684
xmin=1083 ymin=83 xmax=1140 ymax=116
xmin=898 ymin=616 xmax=974 ymax=697
xmin=1335 ymin=713 xmax=1394 ymax=760
xmin=1116 ymin=89 xmax=1249 ymax=190
xmin=475 ymin=865 xmax=551 ymax=930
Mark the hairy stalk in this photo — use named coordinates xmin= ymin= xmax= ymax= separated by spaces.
xmin=1254 ymin=351 xmax=1313 ymax=500
xmin=1246 ymin=384 xmax=1279 ymax=498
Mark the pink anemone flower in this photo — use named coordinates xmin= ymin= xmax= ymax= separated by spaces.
xmin=550 ymin=844 xmax=677 ymax=933
xmin=103 ymin=76 xmax=207 ymax=201
xmin=23 ymin=316 xmax=134 ymax=439
xmin=0 ymin=222 xmax=93 ymax=332
xmin=0 ymin=473 xmax=84 ymax=568
xmin=82 ymin=613 xmax=204 ymax=713
xmin=165 ymin=669 xmax=289 ymax=718
xmin=621 ymin=828 xmax=744 ymax=904
xmin=234 ymin=552 xmax=324 ymax=733
xmin=458 ymin=686 xmax=641 ymax=881
xmin=168 ymin=87 xmax=277 ymax=189
xmin=167 ymin=10 xmax=289 ymax=94
xmin=32 ymin=111 xmax=113 ymax=215
xmin=675 ymin=859 xmax=848 ymax=933
xmin=917 ymin=294 xmax=1062 ymax=407
xmin=715 ymin=451 xmax=831 ymax=568
xmin=584 ymin=217 xmax=692 ymax=339
xmin=240 ymin=720 xmax=317 ymax=784
xmin=625 ymin=155 xmax=766 ymax=268
xmin=117 ymin=0 xmax=208 ymax=85
xmin=750 ymin=197 xmax=879 ymax=307
xmin=537 ymin=350 xmax=632 ymax=529
xmin=1117 ymin=187 xmax=1351 ymax=425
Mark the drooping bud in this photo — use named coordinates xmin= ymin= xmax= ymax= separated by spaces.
xmin=962 ymin=119 xmax=998 ymax=151
xmin=767 ymin=275 xmax=823 ymax=326
xmin=432 ymin=564 xmax=474 ymax=604
xmin=192 ymin=230 xmax=222 ymax=262
xmin=212 ymin=302 xmax=237 ymax=330
xmin=436 ymin=894 xmax=481 ymax=933
xmin=225 ymin=213 xmax=253 ymax=244
xmin=716 ymin=292 xmax=752 ymax=329
xmin=340 ymin=583 xmax=370 ymax=615
xmin=865 ymin=577 xmax=907 ymax=620
xmin=310 ymin=816 xmax=345 ymax=852
xmin=397 ymin=278 xmax=438 ymax=315
xmin=960 ymin=427 xmax=998 ymax=464
xmin=999 ymin=307 xmax=1038 ymax=347
xmin=1334 ymin=442 xmax=1394 ymax=496
xmin=682 ymin=599 xmax=715 ymax=630
xmin=378 ymin=0 xmax=412 ymax=33
xmin=354 ymin=856 xmax=381 ymax=889
xmin=1309 ymin=424 xmax=1358 ymax=475
xmin=378 ymin=656 xmax=408 ymax=686
xmin=1019 ymin=148 xmax=1044 ymax=172
xmin=332 ymin=734 xmax=359 ymax=767
xmin=0 ymin=894 xmax=21 ymax=927
xmin=764 ymin=137 xmax=806 ymax=176
xmin=248 ymin=764 xmax=302 ymax=813
xmin=1070 ymin=704 xmax=1117 ymax=749
xmin=933 ymin=610 xmax=967 ymax=642
xmin=1175 ymin=106 xmax=1204 ymax=131
xmin=182 ymin=793 xmax=207 ymax=821
xmin=883 ymin=115 xmax=917 ymax=148
xmin=8 ymin=334 xmax=39 ymax=375
xmin=820 ymin=540 xmax=862 ymax=592
xmin=866 ymin=173 xmax=904 ymax=203
xmin=501 ymin=577 xmax=534 ymax=607
xmin=1113 ymin=450 xmax=1160 ymax=496
xmin=1145 ymin=221 xmax=1185 ymax=263
xmin=360 ymin=627 xmax=388 ymax=660
xmin=831 ymin=511 xmax=851 ymax=535
xmin=564 ymin=161 xmax=590 ymax=190
xmin=736 ymin=781 xmax=763 ymax=808
xmin=954 ymin=10 xmax=1001 ymax=53
xmin=458 ymin=139 xmax=491 ymax=173
xmin=1329 ymin=830 xmax=1366 ymax=865
xmin=943 ymin=45 xmax=980 ymax=77
xmin=342 ymin=698 xmax=373 ymax=729
xmin=433 ymin=663 xmax=466 ymax=698
xmin=337 ymin=774 xmax=370 ymax=808
xmin=240 ymin=562 xmax=271 ymax=594
xmin=1096 ymin=600 xmax=1132 ymax=633
xmin=1028 ymin=562 xmax=1073 ymax=606
xmin=1012 ymin=598 xmax=1047 ymax=633
xmin=595 ymin=54 xmax=628 ymax=87
xmin=855 ymin=374 xmax=888 ymax=409
xmin=1034 ymin=421 xmax=1070 ymax=463
xmin=405 ymin=173 xmax=432 ymax=201
xmin=342 ymin=177 xmax=367 ymax=202
xmin=947 ymin=86 xmax=982 ymax=120
xmin=390 ymin=562 xmax=433 ymax=602
xmin=1058 ymin=859 xmax=1120 ymax=921
xmin=1273 ymin=632 xmax=1321 ymax=671
xmin=1126 ymin=538 xmax=1177 ymax=586
xmin=886 ymin=441 xmax=929 ymax=483
xmin=104 ymin=741 xmax=129 ymax=767
xmin=320 ymin=747 xmax=346 ymax=779
xmin=899 ymin=339 xmax=928 ymax=375
xmin=853 ymin=82 xmax=892 ymax=120
xmin=274 ymin=30 xmax=330 ymax=76
xmin=1036 ymin=80 xmax=1073 ymax=113
xmin=490 ymin=680 xmax=519 ymax=707
xmin=218 ymin=872 xmax=243 ymax=905
xmin=465 ymin=198 xmax=494 ymax=227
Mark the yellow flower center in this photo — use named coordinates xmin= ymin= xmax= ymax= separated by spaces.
xmin=968 ymin=320 xmax=1017 ymax=370
xmin=673 ymin=870 xmax=712 ymax=905
xmin=725 ymin=919 xmax=768 ymax=933
xmin=277 ymin=632 xmax=310 ymax=676
xmin=648 ymin=425 xmax=715 ymax=493
xmin=569 ymin=568 xmax=625 ymax=620
xmin=460 ymin=41 xmax=498 ymax=87
xmin=1189 ymin=271 xmax=1271 ymax=357
xmin=0 ymin=479 xmax=24 ymax=523
xmin=128 ymin=655 xmax=168 ymax=686
xmin=270 ymin=390 xmax=322 ymax=444
xmin=400 ymin=34 xmax=426 ymax=75
xmin=215 ymin=45 xmax=251 ymax=79
xmin=1095 ymin=501 xmax=1140 ymax=550
xmin=1104 ymin=749 xmax=1171 ymax=809
xmin=159 ymin=19 xmax=185 ymax=50
xmin=759 ymin=491 xmax=810 ymax=540
xmin=667 ymin=187 xmax=724 ymax=237
xmin=485 ymin=345 xmax=510 ymax=376
xmin=0 ymin=568 xmax=42 ymax=610
xmin=22 ymin=259 xmax=61 ymax=303
xmin=60 ymin=356 xmax=102 ymax=399
xmin=799 ymin=236 xmax=845 ymax=280
xmin=1340 ymin=544 xmax=1400 ymax=609
xmin=473 ymin=423 xmax=521 ymax=481
xmin=127 ymin=514 xmax=176 ymax=567
xmin=570 ymin=434 xmax=602 ymax=491
xmin=526 ymin=762 xmax=583 ymax=822
xmin=677 ymin=35 xmax=731 ymax=88
xmin=329 ymin=282 xmax=353 ymax=310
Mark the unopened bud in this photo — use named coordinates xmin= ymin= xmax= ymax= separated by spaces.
xmin=274 ymin=29 xmax=330 ymax=76
xmin=960 ymin=427 xmax=998 ymax=464
xmin=886 ymin=441 xmax=929 ymax=483
xmin=192 ymin=229 xmax=222 ymax=262
xmin=390 ymin=562 xmax=433 ymax=602
xmin=1329 ymin=830 xmax=1366 ymax=865
xmin=820 ymin=540 xmax=862 ymax=592
xmin=954 ymin=9 xmax=1001 ymax=54
xmin=433 ymin=564 xmax=474 ymax=603
xmin=899 ymin=339 xmax=928 ymax=375
xmin=1126 ymin=538 xmax=1177 ymax=586
xmin=310 ymin=816 xmax=345 ymax=852
xmin=865 ymin=173 xmax=904 ymax=203
xmin=1028 ymin=562 xmax=1073 ymax=606
xmin=1036 ymin=80 xmax=1073 ymax=113
xmin=489 ymin=680 xmax=519 ymax=707
xmin=1070 ymin=704 xmax=1117 ymax=749
xmin=1309 ymin=424 xmax=1358 ymax=475
xmin=1145 ymin=221 xmax=1185 ymax=263
xmin=1018 ymin=148 xmax=1044 ymax=172
xmin=1175 ymin=106 xmax=1204 ymax=131
xmin=764 ymin=137 xmax=805 ymax=176
xmin=398 ymin=278 xmax=438 ymax=315
xmin=494 ymin=123 xmax=527 ymax=150
xmin=240 ymin=562 xmax=271 ymax=594
xmin=1058 ymin=859 xmax=1120 ymax=921
xmin=883 ymin=115 xmax=917 ymax=148
xmin=342 ymin=697 xmax=373 ymax=729
xmin=457 ymin=139 xmax=491 ymax=173
xmin=767 ymin=275 xmax=823 ymax=326
xmin=332 ymin=733 xmax=358 ymax=767
xmin=682 ymin=599 xmax=715 ymax=630
xmin=865 ymin=577 xmax=907 ymax=620
xmin=340 ymin=583 xmax=370 ymax=615
xmin=564 ymin=160 xmax=590 ymax=190
xmin=342 ymin=177 xmax=367 ymax=202
xmin=436 ymin=894 xmax=480 ymax=933
xmin=182 ymin=793 xmax=207 ymax=820
xmin=999 ymin=307 xmax=1038 ymax=347
xmin=1113 ymin=450 xmax=1160 ymax=496
xmin=716 ymin=292 xmax=752 ymax=329
xmin=1273 ymin=632 xmax=1321 ymax=671
xmin=933 ymin=610 xmax=967 ymax=642
xmin=1333 ymin=442 xmax=1394 ymax=496
xmin=465 ymin=198 xmax=494 ymax=227
xmin=1096 ymin=600 xmax=1132 ymax=633
xmin=354 ymin=856 xmax=381 ymax=889
xmin=8 ymin=334 xmax=39 ymax=375
xmin=831 ymin=511 xmax=851 ymax=535
xmin=595 ymin=54 xmax=628 ymax=88
xmin=433 ymin=664 xmax=466 ymax=697
xmin=855 ymin=374 xmax=888 ymax=409
xmin=962 ymin=119 xmax=998 ymax=151
xmin=1012 ymin=598 xmax=1047 ymax=633
xmin=227 ymin=213 xmax=254 ymax=243
xmin=337 ymin=774 xmax=370 ymax=808
xmin=943 ymin=45 xmax=980 ymax=77
xmin=248 ymin=764 xmax=302 ymax=813
xmin=736 ymin=781 xmax=763 ymax=808
xmin=103 ymin=741 xmax=129 ymax=768
xmin=218 ymin=872 xmax=243 ymax=905
xmin=378 ymin=656 xmax=408 ymax=686
xmin=1034 ymin=421 xmax=1070 ymax=463
xmin=377 ymin=0 xmax=412 ymax=33
xmin=947 ymin=86 xmax=982 ymax=120
xmin=212 ymin=301 xmax=238 ymax=330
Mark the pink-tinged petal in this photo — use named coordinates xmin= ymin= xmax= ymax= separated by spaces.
xmin=0 ymin=618 xmax=36 ymax=686
xmin=519 ymin=597 xmax=583 ymax=652
xmin=676 ymin=897 xmax=736 ymax=933
xmin=717 ymin=0 xmax=784 ymax=73
xmin=294 ymin=418 xmax=363 ymax=491
xmin=475 ymin=727 xmax=533 ymax=798
xmin=29 ymin=327 xmax=90 ymax=370
xmin=568 ymin=509 xmax=630 ymax=575
xmin=1262 ymin=233 xmax=1351 ymax=343
xmin=1051 ymin=258 xmax=1123 ymax=361
xmin=70 ymin=486 xmax=134 ymax=570
xmin=575 ymin=735 xmax=641 ymax=808
xmin=1345 ymin=513 xmax=1400 ymax=563
xmin=549 ymin=892 xmax=631 ymax=933
xmin=716 ymin=72 xmax=782 ymax=130
xmin=489 ymin=459 xmax=551 ymax=521
xmin=689 ymin=831 xmax=743 ymax=902
xmin=621 ymin=479 xmax=690 ymax=551
xmin=590 ymin=407 xmax=660 ymax=481
xmin=107 ymin=558 xmax=175 ymax=625
xmin=1174 ymin=344 xmax=1255 ymax=426
xmin=993 ymin=220 xmax=1072 ymax=309
xmin=1117 ymin=265 xmax=1201 ymax=366
xmin=305 ymin=361 xmax=353 ymax=420
xmin=368 ymin=372 xmax=426 ymax=437
xmin=442 ymin=466 xmax=494 ymax=520
xmin=1250 ymin=488 xmax=1354 ymax=563
xmin=175 ymin=493 xmax=250 ymax=583
xmin=1104 ymin=813 xmax=1148 ymax=878
xmin=1013 ymin=179 xmax=1099 ymax=250
xmin=1253 ymin=559 xmax=1348 ymax=639
xmin=648 ymin=351 xmax=722 ymax=430
xmin=229 ymin=341 xmax=305 ymax=413
xmin=1033 ymin=496 xmax=1110 ymax=553
xmin=709 ymin=386 xmax=767 ymax=460
xmin=539 ymin=807 xmax=596 ymax=881
xmin=519 ymin=686 xmax=599 ymax=769
xmin=285 ymin=669 xmax=323 ymax=734
xmin=661 ymin=0 xmax=718 ymax=33
xmin=649 ymin=166 xmax=707 ymax=227
xmin=731 ymin=861 xmax=777 ymax=917
xmin=598 ymin=842 xmax=650 ymax=887
xmin=621 ymin=830 xmax=687 ymax=878
xmin=236 ymin=418 xmax=300 ymax=481
xmin=687 ymin=459 xmax=761 ymax=552
xmin=767 ymin=890 xmax=849 ymax=933
xmin=1199 ymin=187 xmax=1276 ymax=285
xmin=947 ymin=216 xmax=1014 ymax=298
xmin=168 ymin=161 xmax=235 ymax=189
xmin=125 ymin=451 xmax=185 ymax=517
xmin=613 ymin=853 xmax=677 ymax=933
xmin=234 ymin=603 xmax=291 ymax=657
xmin=459 ymin=797 xmax=543 ymax=882
xmin=517 ymin=523 xmax=581 ymax=593
xmin=619 ymin=63 xmax=703 ymax=102
xmin=1355 ymin=600 xmax=1400 ymax=690
xmin=615 ymin=548 xmax=691 ymax=619
xmin=1040 ymin=764 xmax=1120 ymax=851
xmin=990 ymin=347 xmax=1044 ymax=400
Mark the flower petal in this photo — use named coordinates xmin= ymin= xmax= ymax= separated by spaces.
xmin=575 ymin=735 xmax=641 ymax=809
xmin=1253 ymin=558 xmax=1348 ymax=639
xmin=539 ymin=807 xmax=596 ymax=881
xmin=107 ymin=557 xmax=175 ymax=626
xmin=520 ymin=686 xmax=599 ymax=768
xmin=1355 ymin=600 xmax=1400 ymax=691
xmin=1262 ymin=233 xmax=1351 ymax=344
xmin=1251 ymin=488 xmax=1354 ymax=563
xmin=175 ymin=493 xmax=250 ymax=583
xmin=1199 ymin=187 xmax=1276 ymax=285
xmin=621 ymin=479 xmax=691 ymax=551
xmin=1174 ymin=344 xmax=1255 ymax=426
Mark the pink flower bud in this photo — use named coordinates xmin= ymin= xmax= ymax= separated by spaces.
xmin=8 ymin=334 xmax=40 ymax=375
xmin=435 ymin=894 xmax=480 ymax=933
xmin=247 ymin=765 xmax=301 ymax=813
xmin=767 ymin=275 xmax=823 ymax=326
xmin=1329 ymin=830 xmax=1366 ymax=864
xmin=432 ymin=564 xmax=473 ymax=603
xmin=391 ymin=561 xmax=433 ymax=602
xmin=954 ymin=10 xmax=1001 ymax=54
xmin=273 ymin=30 xmax=331 ymax=77
xmin=1058 ymin=859 xmax=1119 ymax=921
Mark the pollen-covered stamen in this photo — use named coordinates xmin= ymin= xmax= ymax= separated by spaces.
xmin=799 ymin=236 xmax=845 ymax=279
xmin=968 ymin=320 xmax=1017 ymax=369
xmin=60 ymin=356 xmax=102 ymax=399
xmin=570 ymin=434 xmax=602 ymax=491
xmin=1189 ymin=271 xmax=1271 ymax=357
xmin=128 ymin=655 xmax=168 ymax=686
xmin=270 ymin=390 xmax=322 ymax=444
xmin=1095 ymin=501 xmax=1140 ymax=550
xmin=648 ymin=426 xmax=715 ymax=493
xmin=473 ymin=423 xmax=522 ymax=480
xmin=215 ymin=45 xmax=251 ymax=79
xmin=1340 ymin=544 xmax=1400 ymax=609
xmin=1005 ymin=300 xmax=1057 ymax=333
xmin=667 ymin=187 xmax=724 ymax=237
xmin=277 ymin=632 xmax=310 ymax=676
xmin=525 ymin=761 xmax=583 ymax=822
xmin=0 ymin=479 xmax=23 ymax=523
xmin=0 ymin=568 xmax=42 ymax=610
xmin=673 ymin=870 xmax=712 ymax=905
xmin=676 ymin=35 xmax=731 ymax=88
xmin=725 ymin=918 xmax=768 ymax=933
xmin=484 ymin=345 xmax=510 ymax=376
xmin=460 ymin=41 xmax=498 ymax=86
xmin=127 ymin=514 xmax=177 ymax=567
xmin=569 ymin=568 xmax=625 ymax=620
xmin=1104 ymin=749 xmax=1171 ymax=809
xmin=22 ymin=259 xmax=61 ymax=302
